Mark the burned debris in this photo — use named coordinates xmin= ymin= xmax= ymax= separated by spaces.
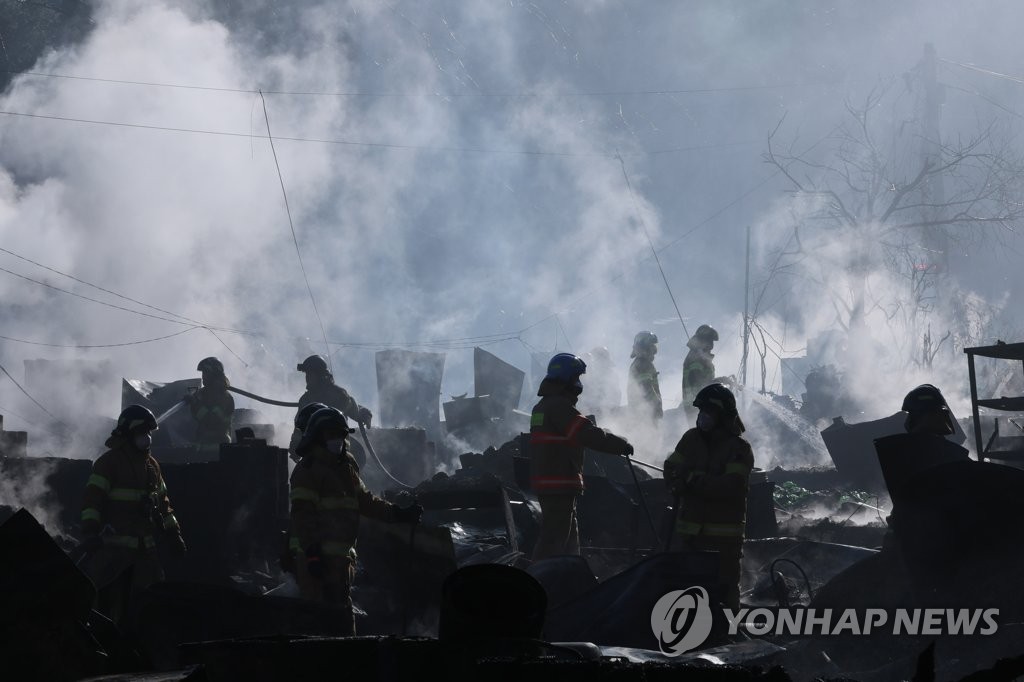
xmin=1 ymin=338 xmax=1024 ymax=682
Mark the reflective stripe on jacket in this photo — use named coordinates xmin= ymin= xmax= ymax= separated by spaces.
xmin=289 ymin=445 xmax=395 ymax=560
xmin=664 ymin=428 xmax=753 ymax=539
xmin=529 ymin=386 xmax=630 ymax=494
xmin=80 ymin=440 xmax=179 ymax=545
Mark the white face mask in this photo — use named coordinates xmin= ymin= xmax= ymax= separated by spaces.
xmin=325 ymin=438 xmax=346 ymax=455
xmin=134 ymin=433 xmax=153 ymax=451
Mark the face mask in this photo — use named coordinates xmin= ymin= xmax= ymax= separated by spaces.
xmin=696 ymin=412 xmax=716 ymax=433
xmin=326 ymin=438 xmax=346 ymax=455
xmin=133 ymin=433 xmax=153 ymax=451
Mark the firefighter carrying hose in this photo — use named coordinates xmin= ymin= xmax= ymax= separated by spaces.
xmin=296 ymin=355 xmax=373 ymax=428
xmin=79 ymin=405 xmax=186 ymax=623
xmin=289 ymin=406 xmax=422 ymax=634
xmin=184 ymin=356 xmax=234 ymax=454
xmin=529 ymin=353 xmax=634 ymax=560
xmin=664 ymin=383 xmax=753 ymax=610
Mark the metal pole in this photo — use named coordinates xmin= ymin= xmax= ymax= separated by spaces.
xmin=967 ymin=351 xmax=983 ymax=460
xmin=741 ymin=225 xmax=751 ymax=387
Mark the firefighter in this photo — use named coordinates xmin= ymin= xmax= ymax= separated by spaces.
xmin=185 ymin=356 xmax=234 ymax=454
xmin=296 ymin=355 xmax=373 ymax=428
xmin=289 ymin=406 xmax=422 ymax=633
xmin=529 ymin=353 xmax=634 ymax=560
xmin=664 ymin=383 xmax=753 ymax=610
xmin=902 ymin=383 xmax=957 ymax=436
xmin=627 ymin=331 xmax=663 ymax=420
xmin=79 ymin=405 xmax=186 ymax=623
xmin=288 ymin=401 xmax=329 ymax=461
xmin=682 ymin=325 xmax=718 ymax=417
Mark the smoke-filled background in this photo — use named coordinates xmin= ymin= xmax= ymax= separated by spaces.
xmin=1 ymin=0 xmax=1023 ymax=467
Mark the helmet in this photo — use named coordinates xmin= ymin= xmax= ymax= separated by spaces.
xmin=693 ymin=383 xmax=737 ymax=415
xmin=902 ymin=384 xmax=955 ymax=434
xmin=197 ymin=356 xmax=225 ymax=375
xmin=294 ymin=402 xmax=328 ymax=431
xmin=296 ymin=406 xmax=354 ymax=456
xmin=902 ymin=384 xmax=949 ymax=413
xmin=297 ymin=355 xmax=330 ymax=375
xmin=694 ymin=325 xmax=719 ymax=342
xmin=632 ymin=331 xmax=658 ymax=357
xmin=545 ymin=353 xmax=587 ymax=389
xmin=113 ymin=404 xmax=158 ymax=436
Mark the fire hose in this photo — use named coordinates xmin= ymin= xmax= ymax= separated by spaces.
xmin=224 ymin=386 xmax=414 ymax=489
xmin=624 ymin=454 xmax=660 ymax=546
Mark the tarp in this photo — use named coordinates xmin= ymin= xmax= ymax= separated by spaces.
xmin=474 ymin=348 xmax=525 ymax=414
xmin=375 ymin=350 xmax=446 ymax=438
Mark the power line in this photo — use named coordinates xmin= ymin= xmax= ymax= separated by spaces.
xmin=260 ymin=91 xmax=333 ymax=375
xmin=0 ymin=264 xmax=198 ymax=326
xmin=0 ymin=245 xmax=250 ymax=332
xmin=0 ymin=108 xmax=758 ymax=158
xmin=0 ymin=361 xmax=65 ymax=424
xmin=3 ymin=67 xmax=825 ymax=99
xmin=940 ymin=58 xmax=1024 ymax=86
xmin=618 ymin=154 xmax=691 ymax=339
xmin=0 ymin=326 xmax=200 ymax=348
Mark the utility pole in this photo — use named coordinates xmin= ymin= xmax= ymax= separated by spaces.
xmin=741 ymin=225 xmax=751 ymax=387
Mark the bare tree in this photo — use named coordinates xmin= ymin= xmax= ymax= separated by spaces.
xmin=756 ymin=73 xmax=1024 ymax=369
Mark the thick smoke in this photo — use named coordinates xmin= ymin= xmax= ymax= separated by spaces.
xmin=0 ymin=1 xmax=1022 ymax=469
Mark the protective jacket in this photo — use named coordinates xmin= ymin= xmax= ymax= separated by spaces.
xmin=529 ymin=379 xmax=631 ymax=493
xmin=81 ymin=437 xmax=181 ymax=549
xmin=190 ymin=386 xmax=234 ymax=446
xmin=664 ymin=428 xmax=753 ymax=539
xmin=298 ymin=383 xmax=366 ymax=425
xmin=628 ymin=356 xmax=663 ymax=419
xmin=682 ymin=341 xmax=715 ymax=407
xmin=289 ymin=443 xmax=395 ymax=560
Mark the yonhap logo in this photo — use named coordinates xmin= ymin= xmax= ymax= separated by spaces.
xmin=650 ymin=587 xmax=714 ymax=656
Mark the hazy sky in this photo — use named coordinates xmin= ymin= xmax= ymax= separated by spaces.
xmin=1 ymin=0 xmax=1023 ymax=447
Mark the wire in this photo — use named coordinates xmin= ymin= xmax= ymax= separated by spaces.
xmin=940 ymin=58 xmax=1024 ymax=86
xmin=0 ymin=108 xmax=758 ymax=158
xmin=3 ymin=67 xmax=825 ymax=99
xmin=617 ymin=154 xmax=691 ymax=339
xmin=0 ymin=361 xmax=65 ymax=424
xmin=0 ymin=245 xmax=254 ymax=334
xmin=259 ymin=91 xmax=333 ymax=374
xmin=0 ymin=326 xmax=199 ymax=348
xmin=0 ymin=264 xmax=196 ymax=326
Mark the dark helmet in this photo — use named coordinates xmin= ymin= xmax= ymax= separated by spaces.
xmin=901 ymin=383 xmax=948 ymax=413
xmin=902 ymin=384 xmax=955 ymax=434
xmin=632 ymin=331 xmax=658 ymax=357
xmin=694 ymin=325 xmax=719 ymax=342
xmin=113 ymin=404 xmax=158 ymax=437
xmin=693 ymin=383 xmax=737 ymax=415
xmin=294 ymin=402 xmax=328 ymax=431
xmin=545 ymin=353 xmax=587 ymax=389
xmin=297 ymin=354 xmax=331 ymax=376
xmin=197 ymin=356 xmax=225 ymax=375
xmin=296 ymin=406 xmax=354 ymax=456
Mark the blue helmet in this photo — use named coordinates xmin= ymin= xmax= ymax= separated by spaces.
xmin=545 ymin=353 xmax=587 ymax=389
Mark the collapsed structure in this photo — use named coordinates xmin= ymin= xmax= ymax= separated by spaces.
xmin=2 ymin=343 xmax=1024 ymax=681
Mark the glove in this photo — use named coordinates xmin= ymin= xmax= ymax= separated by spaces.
xmin=357 ymin=407 xmax=373 ymax=428
xmin=305 ymin=543 xmax=325 ymax=580
xmin=170 ymin=533 xmax=188 ymax=557
xmin=393 ymin=503 xmax=424 ymax=525
xmin=622 ymin=443 xmax=634 ymax=457
xmin=182 ymin=392 xmax=196 ymax=406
